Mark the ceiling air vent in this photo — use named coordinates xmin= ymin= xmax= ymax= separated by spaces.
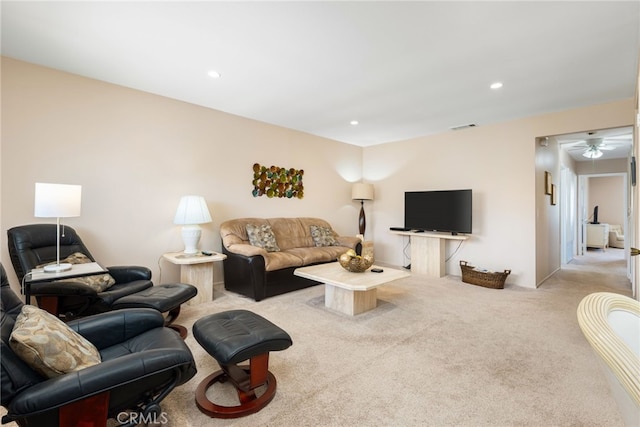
xmin=450 ymin=123 xmax=477 ymax=131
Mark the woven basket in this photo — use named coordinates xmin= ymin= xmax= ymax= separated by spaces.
xmin=460 ymin=261 xmax=510 ymax=289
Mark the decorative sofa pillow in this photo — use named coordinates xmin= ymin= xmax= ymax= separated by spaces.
xmin=246 ymin=224 xmax=280 ymax=252
xmin=9 ymin=305 xmax=101 ymax=378
xmin=38 ymin=252 xmax=115 ymax=293
xmin=310 ymin=225 xmax=337 ymax=247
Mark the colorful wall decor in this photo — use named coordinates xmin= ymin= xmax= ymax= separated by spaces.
xmin=252 ymin=163 xmax=304 ymax=198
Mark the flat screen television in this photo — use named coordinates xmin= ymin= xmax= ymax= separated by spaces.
xmin=404 ymin=189 xmax=472 ymax=234
xmin=591 ymin=205 xmax=599 ymax=224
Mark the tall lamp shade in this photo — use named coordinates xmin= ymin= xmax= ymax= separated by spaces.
xmin=174 ymin=195 xmax=212 ymax=254
xmin=34 ymin=182 xmax=82 ymax=272
xmin=352 ymin=183 xmax=374 ymax=236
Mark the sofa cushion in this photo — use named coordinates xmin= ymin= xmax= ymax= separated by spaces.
xmin=264 ymin=217 xmax=309 ymax=250
xmin=9 ymin=305 xmax=101 ymax=378
xmin=246 ymin=224 xmax=280 ymax=252
xmin=263 ymin=251 xmax=306 ymax=272
xmin=310 ymin=225 xmax=337 ymax=247
xmin=287 ymin=246 xmax=350 ymax=265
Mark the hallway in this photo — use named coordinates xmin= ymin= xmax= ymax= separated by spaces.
xmin=549 ymin=247 xmax=632 ymax=296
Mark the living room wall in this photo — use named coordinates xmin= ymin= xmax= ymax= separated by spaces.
xmin=0 ymin=58 xmax=363 ymax=291
xmin=1 ymin=57 xmax=636 ymax=292
xmin=363 ymin=99 xmax=635 ymax=287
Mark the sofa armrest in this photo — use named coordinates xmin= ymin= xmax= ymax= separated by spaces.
xmin=335 ymin=236 xmax=362 ymax=250
xmin=222 ymin=248 xmax=268 ymax=301
xmin=226 ymin=243 xmax=267 ymax=257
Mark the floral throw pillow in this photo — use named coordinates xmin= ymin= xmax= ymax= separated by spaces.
xmin=38 ymin=253 xmax=115 ymax=293
xmin=9 ymin=305 xmax=101 ymax=378
xmin=310 ymin=225 xmax=337 ymax=247
xmin=246 ymin=224 xmax=280 ymax=252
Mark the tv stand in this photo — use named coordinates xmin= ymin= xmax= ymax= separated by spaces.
xmin=390 ymin=231 xmax=468 ymax=277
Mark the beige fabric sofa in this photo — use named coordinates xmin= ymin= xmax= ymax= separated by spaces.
xmin=220 ymin=217 xmax=361 ymax=301
xmin=609 ymin=224 xmax=625 ymax=249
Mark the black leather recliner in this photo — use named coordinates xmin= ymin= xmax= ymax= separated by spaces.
xmin=7 ymin=224 xmax=197 ymax=332
xmin=0 ymin=263 xmax=197 ymax=426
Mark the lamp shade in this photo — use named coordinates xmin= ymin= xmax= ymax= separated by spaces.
xmin=352 ymin=183 xmax=374 ymax=201
xmin=34 ymin=182 xmax=82 ymax=273
xmin=34 ymin=183 xmax=82 ymax=218
xmin=174 ymin=196 xmax=212 ymax=225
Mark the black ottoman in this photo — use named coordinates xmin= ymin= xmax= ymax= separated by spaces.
xmin=113 ymin=283 xmax=197 ymax=337
xmin=193 ymin=310 xmax=292 ymax=418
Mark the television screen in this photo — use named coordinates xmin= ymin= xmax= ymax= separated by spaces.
xmin=404 ymin=189 xmax=472 ymax=234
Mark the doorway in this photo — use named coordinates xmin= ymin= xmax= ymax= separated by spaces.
xmin=571 ymin=173 xmax=629 ymax=274
xmin=555 ymin=127 xmax=634 ymax=292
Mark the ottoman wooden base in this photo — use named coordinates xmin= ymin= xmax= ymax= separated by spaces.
xmin=195 ymin=366 xmax=277 ymax=418
xmin=192 ymin=310 xmax=292 ymax=419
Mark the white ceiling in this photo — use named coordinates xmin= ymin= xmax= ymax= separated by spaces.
xmin=1 ymin=1 xmax=639 ymax=147
xmin=555 ymin=126 xmax=634 ymax=162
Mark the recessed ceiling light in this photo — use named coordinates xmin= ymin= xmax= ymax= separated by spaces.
xmin=490 ymin=82 xmax=503 ymax=89
xmin=208 ymin=70 xmax=221 ymax=79
xmin=350 ymin=120 xmax=359 ymax=125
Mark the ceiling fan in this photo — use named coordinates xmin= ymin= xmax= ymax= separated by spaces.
xmin=565 ymin=135 xmax=632 ymax=159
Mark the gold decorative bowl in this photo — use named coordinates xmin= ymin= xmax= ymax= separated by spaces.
xmin=338 ymin=254 xmax=374 ymax=273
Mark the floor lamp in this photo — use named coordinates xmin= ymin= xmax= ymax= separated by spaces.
xmin=174 ymin=195 xmax=212 ymax=255
xmin=352 ymin=183 xmax=374 ymax=238
xmin=34 ymin=182 xmax=82 ymax=272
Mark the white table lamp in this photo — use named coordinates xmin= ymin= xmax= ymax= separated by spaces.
xmin=34 ymin=182 xmax=82 ymax=272
xmin=352 ymin=183 xmax=374 ymax=237
xmin=174 ymin=195 xmax=212 ymax=254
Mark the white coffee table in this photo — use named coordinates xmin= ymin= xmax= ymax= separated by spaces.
xmin=294 ymin=263 xmax=410 ymax=315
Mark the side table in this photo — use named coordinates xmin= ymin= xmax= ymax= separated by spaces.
xmin=162 ymin=252 xmax=226 ymax=305
xmin=25 ymin=262 xmax=108 ymax=307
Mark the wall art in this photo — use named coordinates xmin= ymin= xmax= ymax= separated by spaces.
xmin=252 ymin=163 xmax=304 ymax=199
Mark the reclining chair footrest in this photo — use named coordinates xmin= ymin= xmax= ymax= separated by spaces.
xmin=112 ymin=283 xmax=196 ymax=312
xmin=113 ymin=283 xmax=196 ymax=338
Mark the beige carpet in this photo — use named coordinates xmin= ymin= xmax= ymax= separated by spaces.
xmin=2 ymin=249 xmax=633 ymax=426
xmin=158 ymin=249 xmax=631 ymax=427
